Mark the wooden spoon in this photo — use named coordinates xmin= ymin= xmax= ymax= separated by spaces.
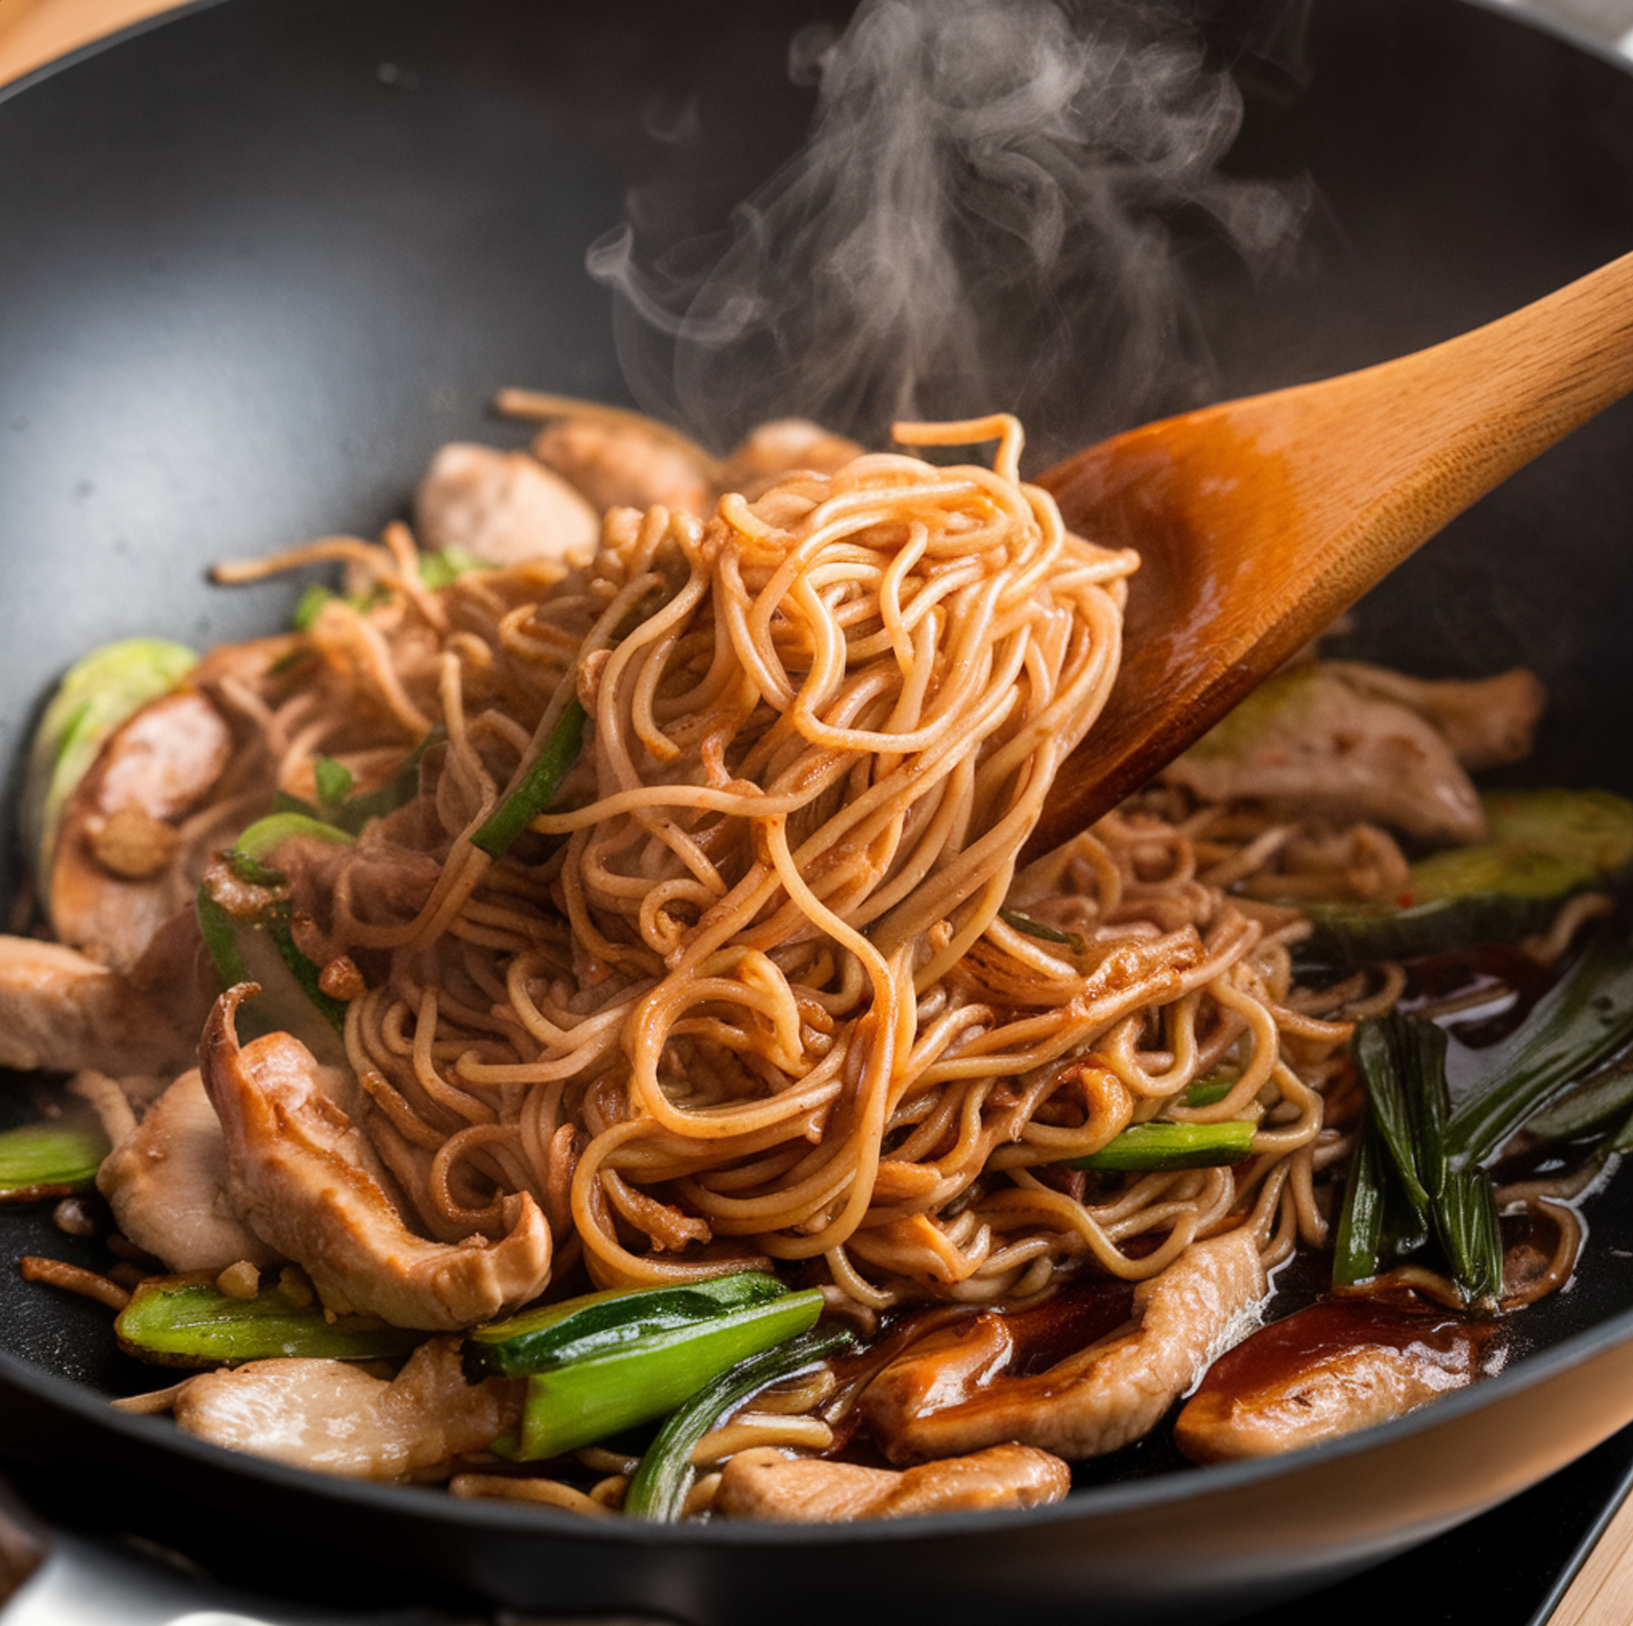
xmin=1025 ymin=248 xmax=1633 ymax=858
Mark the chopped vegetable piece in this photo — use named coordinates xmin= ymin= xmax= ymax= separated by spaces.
xmin=997 ymin=909 xmax=1082 ymax=950
xmin=275 ymin=727 xmax=444 ymax=836
xmin=1332 ymin=1124 xmax=1388 ymax=1287
xmin=0 ymin=1121 xmax=110 ymax=1202
xmin=420 ymin=548 xmax=498 ymax=589
xmin=1353 ymin=1015 xmax=1450 ymax=1221
xmin=1182 ymin=1075 xmax=1237 ymax=1107
xmin=313 ymin=757 xmax=354 ymax=806
xmin=20 ymin=637 xmax=197 ymax=893
xmin=292 ymin=583 xmax=336 ymax=631
xmin=1070 ymin=1120 xmax=1256 ymax=1172
xmin=1296 ymin=789 xmax=1633 ymax=968
xmin=115 ymin=1276 xmax=419 ymax=1368
xmin=464 ymin=1272 xmax=789 ymax=1380
xmin=1525 ymin=1050 xmax=1633 ymax=1145
xmin=197 ymin=811 xmax=359 ymax=1050
xmin=1436 ymin=1168 xmax=1504 ymax=1307
xmin=624 ymin=1323 xmax=856 ymax=1521
xmin=228 ymin=811 xmax=353 ymax=884
xmin=1446 ymin=935 xmax=1633 ymax=1166
xmin=514 ymin=1288 xmax=825 ymax=1462
xmin=471 ymin=697 xmax=588 ymax=860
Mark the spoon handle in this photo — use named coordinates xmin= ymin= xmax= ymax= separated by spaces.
xmin=1031 ymin=249 xmax=1633 ymax=854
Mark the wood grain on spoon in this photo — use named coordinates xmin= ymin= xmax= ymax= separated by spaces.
xmin=1026 ymin=248 xmax=1633 ymax=859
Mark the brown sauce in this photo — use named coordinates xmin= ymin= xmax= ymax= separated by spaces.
xmin=1193 ymin=1295 xmax=1491 ymax=1402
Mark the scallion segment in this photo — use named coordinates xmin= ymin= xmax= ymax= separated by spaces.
xmin=472 ymin=697 xmax=588 ymax=860
xmin=1070 ymin=1119 xmax=1256 ymax=1172
xmin=116 ymin=1276 xmax=419 ymax=1367
xmin=272 ymin=727 xmax=444 ymax=835
xmin=624 ymin=1323 xmax=856 ymax=1522
xmin=1332 ymin=1124 xmax=1388 ymax=1288
xmin=1444 ymin=935 xmax=1633 ymax=1166
xmin=464 ymin=1272 xmax=789 ymax=1380
xmin=0 ymin=1121 xmax=110 ymax=1202
xmin=197 ymin=813 xmax=357 ymax=1049
xmin=513 ymin=1287 xmax=825 ymax=1462
xmin=1354 ymin=1015 xmax=1450 ymax=1224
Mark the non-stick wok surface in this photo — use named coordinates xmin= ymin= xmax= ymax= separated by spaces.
xmin=3 ymin=1 xmax=1633 ymax=1621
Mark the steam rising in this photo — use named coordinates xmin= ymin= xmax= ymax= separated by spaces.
xmin=589 ymin=0 xmax=1309 ymax=461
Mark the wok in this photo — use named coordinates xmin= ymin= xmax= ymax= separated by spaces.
xmin=2 ymin=1 xmax=1633 ymax=1621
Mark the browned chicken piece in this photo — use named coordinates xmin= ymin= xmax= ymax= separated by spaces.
xmin=414 ymin=443 xmax=600 ymax=567
xmin=715 ymin=1443 xmax=1070 ymax=1522
xmin=49 ymin=688 xmax=234 ymax=971
xmin=172 ymin=1338 xmax=521 ymax=1481
xmin=1162 ymin=664 xmax=1488 ymax=844
xmin=1172 ymin=1298 xmax=1484 ymax=1463
xmin=532 ymin=417 xmax=714 ymax=517
xmin=0 ymin=910 xmax=217 ymax=1077
xmin=97 ymin=1068 xmax=279 ymax=1273
xmin=717 ymin=419 xmax=866 ymax=501
xmin=1321 ymin=662 xmax=1546 ymax=772
xmin=200 ymin=986 xmax=552 ymax=1330
xmin=863 ymin=1229 xmax=1267 ymax=1464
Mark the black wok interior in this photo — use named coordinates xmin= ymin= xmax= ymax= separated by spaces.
xmin=3 ymin=0 xmax=1633 ymax=1620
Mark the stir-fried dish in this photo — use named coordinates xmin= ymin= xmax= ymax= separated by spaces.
xmin=2 ymin=400 xmax=1630 ymax=1522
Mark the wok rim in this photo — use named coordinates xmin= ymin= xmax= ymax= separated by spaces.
xmin=0 ymin=0 xmax=1630 ymax=1564
xmin=3 ymin=1285 xmax=1631 ymax=1549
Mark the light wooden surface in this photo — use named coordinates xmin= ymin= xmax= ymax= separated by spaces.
xmin=0 ymin=0 xmax=179 ymax=86
xmin=1 ymin=3 xmax=1631 ymax=1625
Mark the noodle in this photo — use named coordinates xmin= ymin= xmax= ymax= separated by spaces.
xmin=205 ymin=413 xmax=1360 ymax=1317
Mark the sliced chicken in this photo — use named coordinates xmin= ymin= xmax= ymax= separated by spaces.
xmin=97 ymin=1069 xmax=278 ymax=1273
xmin=414 ymin=443 xmax=599 ymax=567
xmin=49 ymin=688 xmax=234 ymax=970
xmin=863 ymin=1228 xmax=1267 ymax=1464
xmin=1163 ymin=664 xmax=1488 ymax=844
xmin=715 ymin=1443 xmax=1070 ymax=1522
xmin=717 ymin=420 xmax=865 ymax=501
xmin=1172 ymin=1298 xmax=1483 ymax=1463
xmin=200 ymin=986 xmax=552 ymax=1330
xmin=172 ymin=1338 xmax=520 ymax=1481
xmin=1324 ymin=662 xmax=1546 ymax=772
xmin=0 ymin=910 xmax=217 ymax=1078
xmin=531 ymin=417 xmax=714 ymax=517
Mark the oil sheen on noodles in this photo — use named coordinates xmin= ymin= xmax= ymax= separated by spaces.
xmin=211 ymin=412 xmax=1348 ymax=1316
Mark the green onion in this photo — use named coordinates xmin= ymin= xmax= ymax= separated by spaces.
xmin=464 ymin=1272 xmax=789 ymax=1380
xmin=1445 ymin=935 xmax=1633 ymax=1167
xmin=1332 ymin=1123 xmax=1388 ymax=1287
xmin=275 ymin=727 xmax=444 ymax=836
xmin=197 ymin=812 xmax=358 ymax=1048
xmin=420 ymin=548 xmax=497 ymax=589
xmin=1525 ymin=1050 xmax=1633 ymax=1145
xmin=1436 ymin=1167 xmax=1504 ymax=1307
xmin=997 ymin=909 xmax=1082 ymax=950
xmin=472 ymin=698 xmax=588 ymax=860
xmin=0 ymin=1121 xmax=110 ymax=1201
xmin=1070 ymin=1119 xmax=1256 ymax=1172
xmin=514 ymin=1288 xmax=825 ymax=1462
xmin=116 ymin=1276 xmax=419 ymax=1368
xmin=1183 ymin=1074 xmax=1237 ymax=1107
xmin=292 ymin=583 xmax=337 ymax=631
xmin=313 ymin=757 xmax=354 ymax=806
xmin=624 ymin=1323 xmax=856 ymax=1521
xmin=227 ymin=810 xmax=353 ymax=885
xmin=1353 ymin=1015 xmax=1450 ymax=1221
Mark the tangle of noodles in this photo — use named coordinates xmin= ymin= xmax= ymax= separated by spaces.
xmin=209 ymin=413 xmax=1363 ymax=1318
